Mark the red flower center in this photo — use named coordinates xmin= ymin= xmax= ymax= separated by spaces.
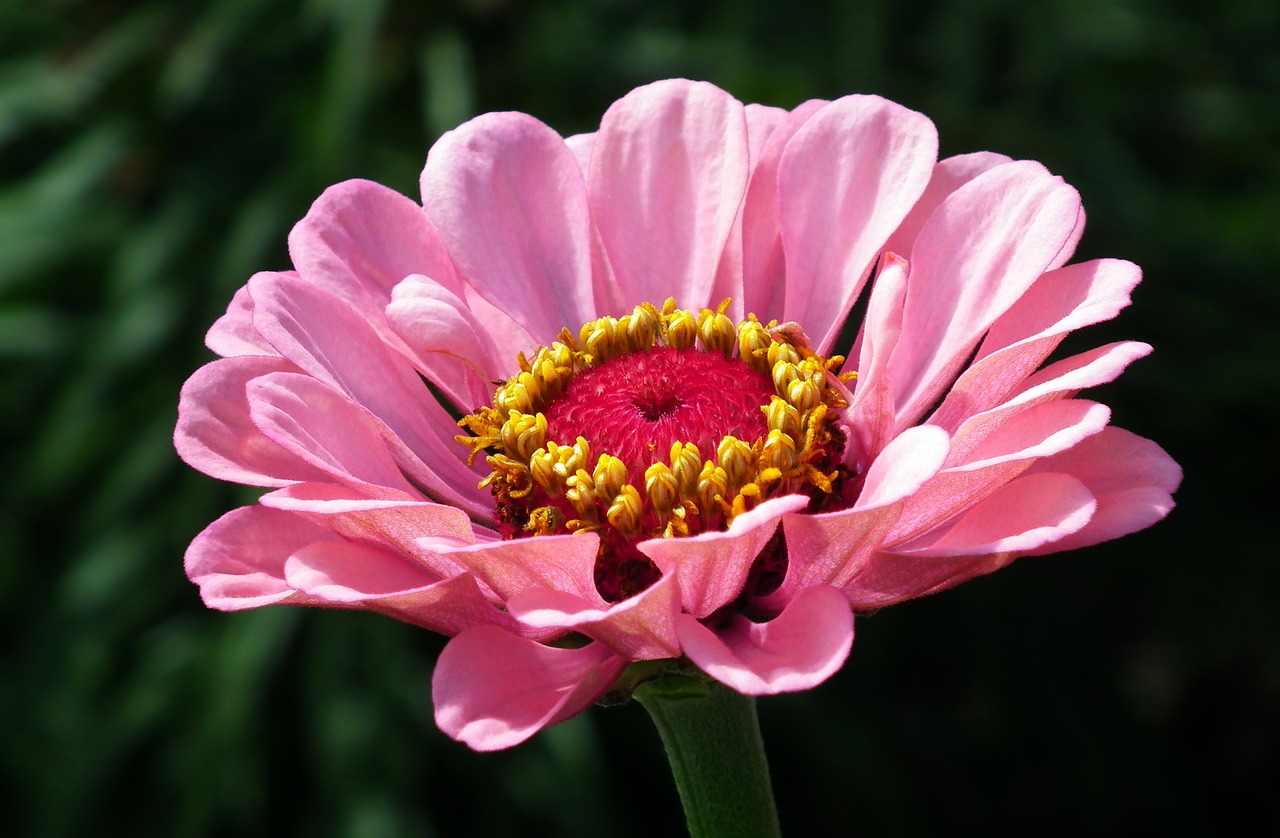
xmin=543 ymin=346 xmax=775 ymax=476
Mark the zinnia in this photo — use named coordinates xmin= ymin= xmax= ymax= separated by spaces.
xmin=177 ymin=79 xmax=1181 ymax=751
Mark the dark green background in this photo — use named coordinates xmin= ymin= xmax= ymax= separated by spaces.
xmin=3 ymin=0 xmax=1275 ymax=834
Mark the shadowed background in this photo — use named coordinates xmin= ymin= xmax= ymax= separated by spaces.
xmin=2 ymin=0 xmax=1275 ymax=834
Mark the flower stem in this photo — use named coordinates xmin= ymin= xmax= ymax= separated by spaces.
xmin=634 ymin=675 xmax=781 ymax=838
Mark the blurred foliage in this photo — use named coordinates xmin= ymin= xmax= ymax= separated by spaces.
xmin=1 ymin=0 xmax=1276 ymax=835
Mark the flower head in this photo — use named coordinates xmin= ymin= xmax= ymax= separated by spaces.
xmin=177 ymin=79 xmax=1181 ymax=751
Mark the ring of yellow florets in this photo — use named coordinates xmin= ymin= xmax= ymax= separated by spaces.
xmin=456 ymin=298 xmax=856 ymax=601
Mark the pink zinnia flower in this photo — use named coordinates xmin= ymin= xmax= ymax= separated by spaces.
xmin=177 ymin=79 xmax=1181 ymax=751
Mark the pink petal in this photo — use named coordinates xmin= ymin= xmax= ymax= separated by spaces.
xmin=588 ymin=79 xmax=749 ymax=310
xmin=847 ymin=253 xmax=909 ymax=466
xmin=386 ymin=274 xmax=509 ymax=412
xmin=737 ymin=99 xmax=828 ymax=319
xmin=929 ymin=258 xmax=1144 ymax=432
xmin=284 ymin=540 xmax=436 ymax=602
xmin=927 ymin=341 xmax=1150 ymax=461
xmin=419 ymin=532 xmax=604 ymax=603
xmin=676 ymin=585 xmax=853 ymax=695
xmin=638 ymin=494 xmax=811 ymax=618
xmin=759 ymin=425 xmax=949 ymax=608
xmin=564 ymin=132 xmax=594 ymax=173
xmin=175 ymin=355 xmax=329 ymax=487
xmin=506 ymin=572 xmax=683 ymax=660
xmin=706 ymin=101 xmax=793 ymax=316
xmin=205 ymin=278 xmax=282 ymax=357
xmin=777 ymin=95 xmax=938 ymax=350
xmin=433 ymin=628 xmax=626 ymax=751
xmin=889 ymin=161 xmax=1086 ymax=427
xmin=249 ymin=271 xmax=490 ymax=516
xmin=282 ymin=541 xmax=535 ymax=637
xmin=837 ymin=474 xmax=1095 ymax=609
xmin=857 ymin=424 xmax=953 ymax=508
xmin=894 ymin=472 xmax=1096 ymax=558
xmin=260 ymin=482 xmax=480 ymax=578
xmin=881 ymin=151 xmax=1012 ymax=258
xmin=247 ymin=372 xmax=421 ymax=499
xmin=185 ymin=505 xmax=335 ymax=610
xmin=420 ymin=112 xmax=596 ymax=338
xmin=1022 ymin=427 xmax=1181 ymax=554
xmin=889 ymin=400 xmax=1111 ymax=543
xmin=289 ymin=178 xmax=460 ymax=306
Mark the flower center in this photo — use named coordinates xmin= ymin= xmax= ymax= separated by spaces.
xmin=456 ymin=299 xmax=854 ymax=602
xmin=542 ymin=346 xmax=776 ymax=474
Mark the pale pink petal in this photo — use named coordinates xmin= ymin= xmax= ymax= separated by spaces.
xmin=888 ymin=400 xmax=1111 ymax=543
xmin=847 ymin=253 xmax=908 ymax=466
xmin=759 ymin=425 xmax=949 ymax=609
xmin=564 ymin=132 xmax=595 ymax=173
xmin=1013 ymin=341 xmax=1152 ymax=404
xmin=676 ymin=585 xmax=853 ymax=695
xmin=185 ymin=506 xmax=335 ymax=610
xmin=247 ymin=372 xmax=421 ymax=499
xmin=743 ymin=103 xmax=789 ymax=158
xmin=433 ymin=628 xmax=626 ymax=751
xmin=289 ymin=178 xmax=460 ymax=304
xmin=929 ymin=259 xmax=1143 ymax=432
xmin=706 ymin=102 xmax=793 ymax=316
xmin=588 ymin=79 xmax=749 ymax=309
xmin=737 ymin=99 xmax=829 ymax=320
xmin=638 ymin=495 xmax=810 ymax=618
xmin=881 ymin=151 xmax=1011 ymax=258
xmin=889 ymin=161 xmax=1086 ymax=427
xmin=249 ymin=271 xmax=490 ymax=516
xmin=777 ymin=95 xmax=938 ymax=350
xmin=420 ymin=112 xmax=596 ymax=337
xmin=930 ymin=341 xmax=1150 ymax=458
xmin=857 ymin=424 xmax=952 ymax=509
xmin=419 ymin=532 xmax=604 ymax=604
xmin=205 ymin=279 xmax=282 ymax=357
xmin=1022 ymin=427 xmax=1181 ymax=554
xmin=979 ymin=258 xmax=1142 ymax=361
xmin=894 ymin=472 xmax=1096 ymax=558
xmin=386 ymin=275 xmax=508 ymax=411
xmin=175 ymin=355 xmax=330 ymax=487
xmin=506 ymin=573 xmax=683 ymax=660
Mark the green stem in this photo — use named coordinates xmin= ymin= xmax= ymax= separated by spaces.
xmin=634 ymin=675 xmax=781 ymax=838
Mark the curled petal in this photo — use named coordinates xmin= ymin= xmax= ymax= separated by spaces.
xmin=433 ymin=628 xmax=626 ymax=751
xmin=247 ymin=372 xmax=420 ymax=499
xmin=175 ymin=356 xmax=325 ymax=487
xmin=1022 ymin=427 xmax=1181 ymax=554
xmin=676 ymin=585 xmax=853 ymax=695
xmin=506 ymin=573 xmax=682 ymax=660
xmin=759 ymin=425 xmax=949 ymax=609
xmin=289 ymin=178 xmax=460 ymax=306
xmin=283 ymin=542 xmax=532 ymax=637
xmin=185 ymin=506 xmax=335 ymax=610
xmin=205 ymin=278 xmax=282 ymax=357
xmin=420 ymin=532 xmax=604 ymax=604
xmin=639 ymin=494 xmax=810 ymax=618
